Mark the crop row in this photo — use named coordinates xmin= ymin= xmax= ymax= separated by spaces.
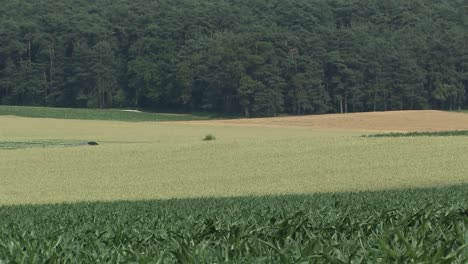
xmin=0 ymin=140 xmax=82 ymax=150
xmin=365 ymin=130 xmax=468 ymax=138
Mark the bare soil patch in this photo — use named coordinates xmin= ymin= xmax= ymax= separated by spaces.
xmin=175 ymin=110 xmax=468 ymax=132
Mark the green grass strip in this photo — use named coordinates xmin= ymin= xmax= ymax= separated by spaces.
xmin=0 ymin=140 xmax=84 ymax=150
xmin=365 ymin=130 xmax=468 ymax=138
xmin=0 ymin=105 xmax=215 ymax=122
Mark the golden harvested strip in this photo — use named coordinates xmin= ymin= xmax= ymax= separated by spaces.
xmin=1 ymin=115 xmax=468 ymax=206
xmin=173 ymin=110 xmax=468 ymax=132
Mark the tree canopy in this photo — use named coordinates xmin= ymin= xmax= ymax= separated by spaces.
xmin=0 ymin=0 xmax=467 ymax=116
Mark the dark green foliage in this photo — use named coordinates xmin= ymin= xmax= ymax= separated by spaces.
xmin=365 ymin=130 xmax=468 ymax=138
xmin=0 ymin=185 xmax=467 ymax=262
xmin=0 ymin=105 xmax=213 ymax=122
xmin=203 ymin=134 xmax=216 ymax=141
xmin=0 ymin=0 xmax=467 ymax=116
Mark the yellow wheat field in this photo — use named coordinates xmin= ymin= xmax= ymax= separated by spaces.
xmin=1 ymin=115 xmax=468 ymax=205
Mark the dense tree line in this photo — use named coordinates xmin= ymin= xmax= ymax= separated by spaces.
xmin=0 ymin=0 xmax=467 ymax=116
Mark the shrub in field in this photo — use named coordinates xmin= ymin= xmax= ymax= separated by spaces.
xmin=203 ymin=134 xmax=216 ymax=141
xmin=0 ymin=185 xmax=467 ymax=263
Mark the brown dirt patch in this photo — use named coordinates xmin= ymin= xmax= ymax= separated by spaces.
xmin=173 ymin=110 xmax=468 ymax=132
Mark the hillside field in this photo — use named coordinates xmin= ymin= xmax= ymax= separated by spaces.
xmin=178 ymin=110 xmax=468 ymax=132
xmin=0 ymin=107 xmax=467 ymax=262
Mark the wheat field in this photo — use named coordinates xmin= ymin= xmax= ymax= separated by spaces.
xmin=1 ymin=115 xmax=468 ymax=205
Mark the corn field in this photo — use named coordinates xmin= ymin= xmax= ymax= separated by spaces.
xmin=1 ymin=185 xmax=467 ymax=263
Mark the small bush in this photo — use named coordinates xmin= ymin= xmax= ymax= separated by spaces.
xmin=203 ymin=134 xmax=216 ymax=141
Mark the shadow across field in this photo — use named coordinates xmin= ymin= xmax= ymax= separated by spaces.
xmin=2 ymin=183 xmax=467 ymax=209
xmin=1 ymin=185 xmax=467 ymax=263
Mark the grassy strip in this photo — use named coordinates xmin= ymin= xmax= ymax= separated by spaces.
xmin=365 ymin=130 xmax=468 ymax=138
xmin=0 ymin=140 xmax=84 ymax=150
xmin=1 ymin=185 xmax=467 ymax=262
xmin=0 ymin=105 xmax=215 ymax=122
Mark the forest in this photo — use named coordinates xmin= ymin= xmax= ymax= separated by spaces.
xmin=0 ymin=0 xmax=467 ymax=116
